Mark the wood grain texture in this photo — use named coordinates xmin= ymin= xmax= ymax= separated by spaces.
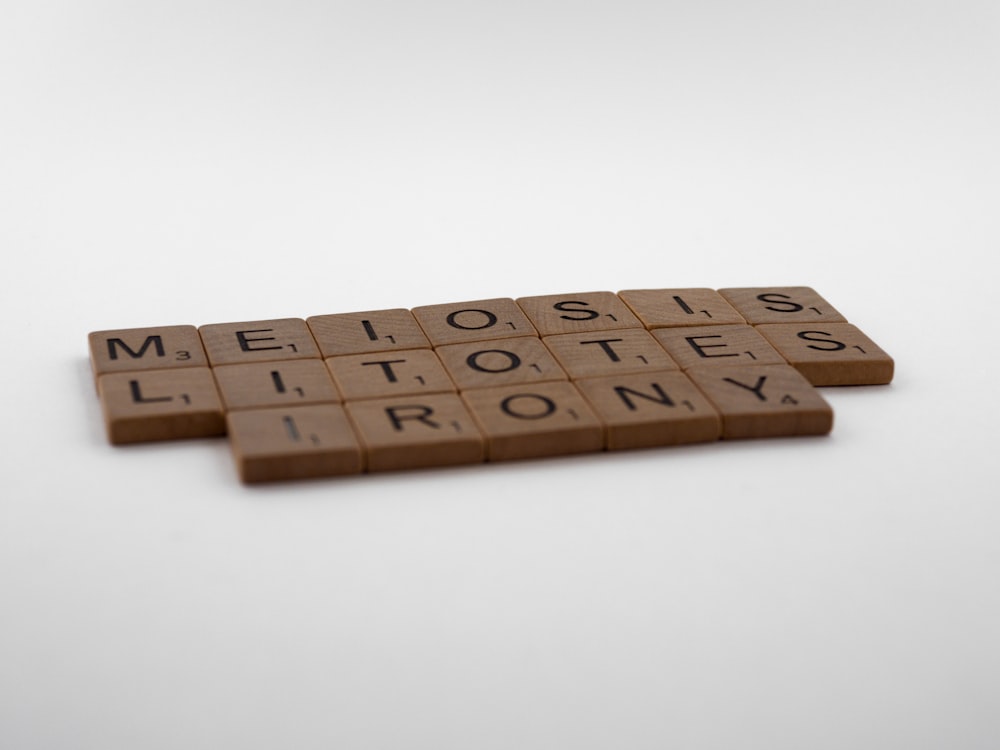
xmin=651 ymin=324 xmax=786 ymax=370
xmin=516 ymin=291 xmax=642 ymax=336
xmin=435 ymin=336 xmax=568 ymax=390
xmin=89 ymin=325 xmax=208 ymax=382
xmin=717 ymin=287 xmax=847 ymax=325
xmin=345 ymin=394 xmax=484 ymax=471
xmin=756 ymin=323 xmax=894 ymax=385
xmin=325 ymin=349 xmax=456 ymax=401
xmin=461 ymin=381 xmax=603 ymax=461
xmin=543 ymin=328 xmax=679 ymax=379
xmin=213 ymin=360 xmax=341 ymax=411
xmin=411 ymin=298 xmax=537 ymax=346
xmin=226 ymin=404 xmax=363 ymax=482
xmin=199 ymin=318 xmax=320 ymax=366
xmin=685 ymin=364 xmax=834 ymax=439
xmin=307 ymin=309 xmax=431 ymax=357
xmin=89 ymin=286 xmax=893 ymax=478
xmin=97 ymin=367 xmax=226 ymax=444
xmin=574 ymin=370 xmax=721 ymax=451
xmin=618 ymin=288 xmax=746 ymax=328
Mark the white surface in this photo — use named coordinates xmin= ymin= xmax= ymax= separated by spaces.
xmin=2 ymin=2 xmax=999 ymax=748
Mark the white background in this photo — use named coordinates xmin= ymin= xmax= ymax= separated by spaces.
xmin=2 ymin=2 xmax=998 ymax=748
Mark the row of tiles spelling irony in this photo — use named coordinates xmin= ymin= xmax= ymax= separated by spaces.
xmin=97 ymin=364 xmax=835 ymax=481
xmin=89 ymin=287 xmax=894 ymax=389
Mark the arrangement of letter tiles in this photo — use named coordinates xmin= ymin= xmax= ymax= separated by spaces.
xmin=88 ymin=287 xmax=893 ymax=482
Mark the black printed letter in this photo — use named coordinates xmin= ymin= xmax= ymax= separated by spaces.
xmin=385 ymin=405 xmax=439 ymax=431
xmin=613 ymin=383 xmax=675 ymax=411
xmin=362 ymin=359 xmax=406 ymax=383
xmin=107 ymin=336 xmax=165 ymax=361
xmin=757 ymin=293 xmax=803 ymax=313
xmin=446 ymin=309 xmax=498 ymax=330
xmin=685 ymin=335 xmax=738 ymax=359
xmin=128 ymin=379 xmax=172 ymax=404
xmin=466 ymin=350 xmax=521 ymax=373
xmin=722 ymin=375 xmax=768 ymax=401
xmin=553 ymin=300 xmax=600 ymax=321
xmin=796 ymin=330 xmax=847 ymax=352
xmin=500 ymin=393 xmax=557 ymax=420
xmin=236 ymin=329 xmax=282 ymax=352
xmin=580 ymin=338 xmax=624 ymax=362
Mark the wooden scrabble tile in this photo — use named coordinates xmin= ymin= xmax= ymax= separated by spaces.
xmin=226 ymin=404 xmax=363 ymax=482
xmin=89 ymin=325 xmax=208 ymax=381
xmin=461 ymin=382 xmax=603 ymax=461
xmin=617 ymin=288 xmax=746 ymax=328
xmin=345 ymin=394 xmax=484 ymax=471
xmin=435 ymin=336 xmax=568 ymax=390
xmin=199 ymin=318 xmax=320 ymax=366
xmin=88 ymin=282 xmax=894 ymax=477
xmin=543 ymin=329 xmax=680 ymax=379
xmin=97 ymin=367 xmax=226 ymax=445
xmin=651 ymin=324 xmax=787 ymax=370
xmin=326 ymin=349 xmax=456 ymax=401
xmin=756 ymin=323 xmax=894 ymax=385
xmin=574 ymin=371 xmax=722 ymax=451
xmin=306 ymin=308 xmax=431 ymax=357
xmin=717 ymin=287 xmax=847 ymax=325
xmin=213 ymin=360 xmax=342 ymax=411
xmin=411 ymin=298 xmax=537 ymax=346
xmin=516 ymin=291 xmax=643 ymax=336
xmin=685 ymin=364 xmax=833 ymax=439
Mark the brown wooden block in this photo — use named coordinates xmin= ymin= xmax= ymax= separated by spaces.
xmin=199 ymin=318 xmax=320 ymax=366
xmin=213 ymin=360 xmax=342 ymax=411
xmin=685 ymin=364 xmax=833 ymax=439
xmin=345 ymin=394 xmax=484 ymax=471
xmin=97 ymin=367 xmax=226 ymax=445
xmin=617 ymin=288 xmax=746 ymax=328
xmin=543 ymin=329 xmax=679 ymax=379
xmin=516 ymin=291 xmax=643 ymax=336
xmin=651 ymin=324 xmax=787 ymax=370
xmin=460 ymin=382 xmax=603 ymax=461
xmin=411 ymin=298 xmax=537 ymax=346
xmin=226 ymin=404 xmax=363 ymax=482
xmin=306 ymin=309 xmax=431 ymax=357
xmin=89 ymin=325 xmax=208 ymax=382
xmin=756 ymin=323 xmax=894 ymax=385
xmin=717 ymin=287 xmax=847 ymax=325
xmin=574 ymin=370 xmax=722 ymax=450
xmin=326 ymin=349 xmax=456 ymax=401
xmin=435 ymin=336 xmax=568 ymax=391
